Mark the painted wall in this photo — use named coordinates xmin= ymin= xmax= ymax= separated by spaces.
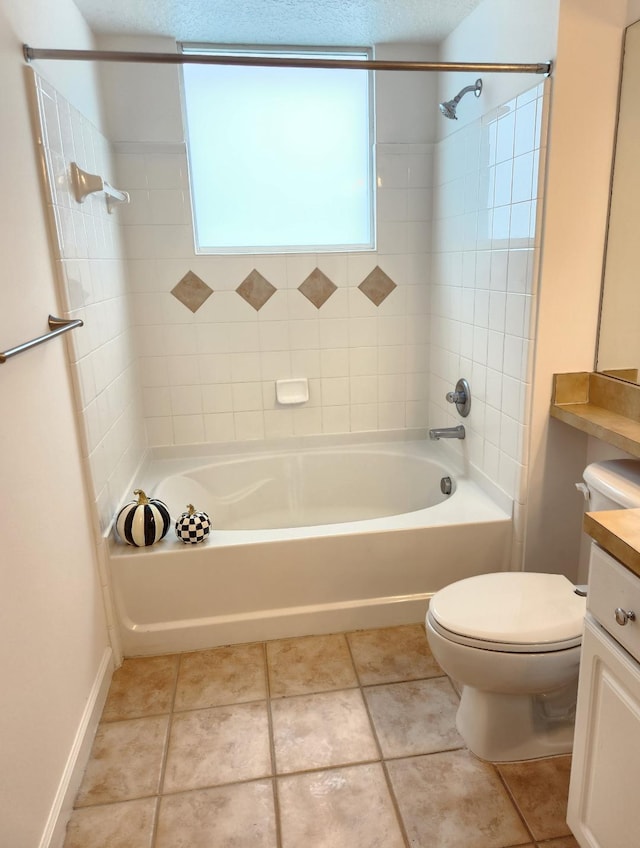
xmin=0 ymin=4 xmax=112 ymax=848
xmin=526 ymin=0 xmax=631 ymax=580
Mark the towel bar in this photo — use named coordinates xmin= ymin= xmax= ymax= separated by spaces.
xmin=0 ymin=315 xmax=83 ymax=363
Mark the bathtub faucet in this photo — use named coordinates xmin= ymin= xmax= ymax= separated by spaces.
xmin=429 ymin=425 xmax=466 ymax=440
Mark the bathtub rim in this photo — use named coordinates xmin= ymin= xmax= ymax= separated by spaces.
xmin=108 ymin=433 xmax=513 ymax=557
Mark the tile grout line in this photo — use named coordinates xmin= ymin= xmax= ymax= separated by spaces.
xmin=149 ymin=653 xmax=181 ymax=848
xmin=344 ymin=631 xmax=412 ymax=848
xmin=262 ymin=640 xmax=284 ymax=848
xmin=492 ymin=763 xmax=537 ymax=846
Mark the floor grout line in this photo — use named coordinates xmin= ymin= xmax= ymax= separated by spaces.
xmin=66 ymin=626 xmax=577 ymax=848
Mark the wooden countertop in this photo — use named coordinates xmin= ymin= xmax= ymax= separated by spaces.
xmin=584 ymin=509 xmax=640 ymax=577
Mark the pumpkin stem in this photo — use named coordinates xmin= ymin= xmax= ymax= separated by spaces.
xmin=134 ymin=488 xmax=150 ymax=505
xmin=187 ymin=504 xmax=195 ymax=516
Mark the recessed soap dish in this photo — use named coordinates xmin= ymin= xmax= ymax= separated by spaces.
xmin=276 ymin=378 xmax=309 ymax=405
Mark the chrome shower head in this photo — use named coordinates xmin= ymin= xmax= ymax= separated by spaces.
xmin=439 ymin=78 xmax=483 ymax=120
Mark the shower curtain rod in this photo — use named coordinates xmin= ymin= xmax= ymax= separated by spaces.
xmin=23 ymin=46 xmax=552 ymax=75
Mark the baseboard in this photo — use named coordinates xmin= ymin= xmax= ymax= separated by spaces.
xmin=38 ymin=647 xmax=113 ymax=848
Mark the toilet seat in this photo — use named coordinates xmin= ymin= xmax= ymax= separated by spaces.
xmin=428 ymin=572 xmax=586 ymax=654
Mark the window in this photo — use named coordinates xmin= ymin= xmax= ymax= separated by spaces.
xmin=181 ymin=45 xmax=374 ymax=253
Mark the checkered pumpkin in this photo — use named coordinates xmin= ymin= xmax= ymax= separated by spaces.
xmin=116 ymin=489 xmax=170 ymax=547
xmin=175 ymin=503 xmax=211 ymax=544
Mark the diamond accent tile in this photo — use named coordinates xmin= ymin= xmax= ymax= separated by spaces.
xmin=298 ymin=268 xmax=337 ymax=309
xmin=358 ymin=266 xmax=397 ymax=306
xmin=236 ymin=269 xmax=277 ymax=311
xmin=171 ymin=271 xmax=213 ymax=313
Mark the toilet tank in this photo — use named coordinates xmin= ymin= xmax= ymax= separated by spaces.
xmin=583 ymin=460 xmax=640 ymax=511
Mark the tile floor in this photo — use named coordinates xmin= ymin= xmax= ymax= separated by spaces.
xmin=64 ymin=624 xmax=580 ymax=848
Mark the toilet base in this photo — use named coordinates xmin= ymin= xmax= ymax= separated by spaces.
xmin=456 ymin=681 xmax=577 ymax=762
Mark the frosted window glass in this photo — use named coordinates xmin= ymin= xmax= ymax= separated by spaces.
xmin=181 ymin=47 xmax=374 ymax=253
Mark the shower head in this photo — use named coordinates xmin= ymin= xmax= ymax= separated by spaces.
xmin=439 ymin=78 xmax=483 ymax=120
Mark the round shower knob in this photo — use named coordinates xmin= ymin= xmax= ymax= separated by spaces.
xmin=614 ymin=607 xmax=636 ymax=626
xmin=445 ymin=378 xmax=471 ymax=418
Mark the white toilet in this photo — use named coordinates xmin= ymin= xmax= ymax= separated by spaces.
xmin=426 ymin=459 xmax=640 ymax=763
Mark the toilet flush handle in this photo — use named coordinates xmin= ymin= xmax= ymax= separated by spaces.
xmin=575 ymin=482 xmax=590 ymax=501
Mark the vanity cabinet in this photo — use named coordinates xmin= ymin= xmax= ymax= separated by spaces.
xmin=567 ymin=544 xmax=640 ymax=847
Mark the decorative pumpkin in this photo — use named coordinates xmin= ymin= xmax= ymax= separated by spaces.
xmin=175 ymin=503 xmax=211 ymax=544
xmin=116 ymin=489 xmax=171 ymax=547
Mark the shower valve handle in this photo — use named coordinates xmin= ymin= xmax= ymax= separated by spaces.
xmin=445 ymin=378 xmax=471 ymax=418
xmin=446 ymin=390 xmax=466 ymax=404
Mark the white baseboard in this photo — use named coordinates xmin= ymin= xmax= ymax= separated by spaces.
xmin=39 ymin=647 xmax=114 ymax=848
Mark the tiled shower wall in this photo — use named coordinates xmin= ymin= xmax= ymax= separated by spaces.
xmin=32 ymin=72 xmax=146 ymax=534
xmin=428 ymin=81 xmax=548 ymax=563
xmin=117 ymin=142 xmax=433 ymax=446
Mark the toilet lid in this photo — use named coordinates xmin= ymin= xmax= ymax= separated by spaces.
xmin=429 ymin=573 xmax=586 ymax=648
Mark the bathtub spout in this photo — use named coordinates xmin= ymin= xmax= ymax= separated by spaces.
xmin=429 ymin=425 xmax=466 ymax=440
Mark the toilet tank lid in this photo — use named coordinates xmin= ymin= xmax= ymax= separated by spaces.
xmin=429 ymin=573 xmax=585 ymax=645
xmin=583 ymin=460 xmax=640 ymax=509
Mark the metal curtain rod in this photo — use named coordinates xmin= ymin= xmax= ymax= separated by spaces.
xmin=23 ymin=46 xmax=552 ymax=75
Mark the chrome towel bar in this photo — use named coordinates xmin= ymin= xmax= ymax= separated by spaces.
xmin=0 ymin=315 xmax=83 ymax=364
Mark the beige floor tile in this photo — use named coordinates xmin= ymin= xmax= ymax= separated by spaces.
xmin=267 ymin=633 xmax=358 ymax=697
xmin=271 ymin=689 xmax=379 ymax=774
xmin=537 ymin=837 xmax=580 ymax=848
xmin=364 ymin=677 xmax=464 ymax=758
xmin=387 ymin=749 xmax=531 ymax=848
xmin=497 ymin=755 xmax=573 ymax=841
xmin=63 ymin=797 xmax=157 ymax=848
xmin=163 ymin=702 xmax=271 ymax=792
xmin=347 ymin=624 xmax=443 ymax=684
xmin=155 ymin=780 xmax=277 ymax=848
xmin=278 ymin=763 xmax=405 ymax=848
xmin=174 ymin=643 xmax=266 ymax=711
xmin=101 ymin=656 xmax=179 ymax=722
xmin=75 ymin=716 xmax=169 ymax=807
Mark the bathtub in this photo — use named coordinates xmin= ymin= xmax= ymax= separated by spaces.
xmin=108 ymin=435 xmax=512 ymax=656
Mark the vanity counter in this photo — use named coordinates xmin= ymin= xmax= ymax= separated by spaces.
xmin=551 ymin=372 xmax=640 ymax=459
xmin=584 ymin=508 xmax=640 ymax=578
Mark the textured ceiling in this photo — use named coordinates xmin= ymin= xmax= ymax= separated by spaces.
xmin=71 ymin=0 xmax=484 ymax=45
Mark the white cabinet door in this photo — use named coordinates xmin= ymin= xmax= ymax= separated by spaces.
xmin=567 ymin=618 xmax=640 ymax=847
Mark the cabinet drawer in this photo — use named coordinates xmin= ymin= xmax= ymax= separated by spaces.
xmin=589 ymin=543 xmax=640 ymax=663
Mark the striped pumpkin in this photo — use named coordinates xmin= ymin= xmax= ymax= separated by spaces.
xmin=115 ymin=489 xmax=170 ymax=547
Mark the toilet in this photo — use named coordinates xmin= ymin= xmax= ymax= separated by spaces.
xmin=426 ymin=459 xmax=640 ymax=762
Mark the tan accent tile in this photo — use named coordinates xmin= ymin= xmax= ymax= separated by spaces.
xmin=75 ymin=716 xmax=169 ymax=807
xmin=358 ymin=266 xmax=397 ymax=306
xmin=298 ymin=268 xmax=337 ymax=309
xmin=271 ymin=689 xmax=378 ymax=774
xmin=155 ymin=781 xmax=277 ymax=848
xmin=537 ymin=838 xmax=580 ymax=848
xmin=63 ymin=798 xmax=157 ymax=848
xmin=267 ymin=634 xmax=358 ymax=697
xmin=364 ymin=678 xmax=463 ymax=758
xmin=497 ymin=755 xmax=573 ymax=841
xmin=171 ymin=270 xmax=213 ymax=313
xmin=163 ymin=702 xmax=271 ymax=792
xmin=236 ymin=269 xmax=277 ymax=310
xmin=387 ymin=749 xmax=531 ymax=848
xmin=278 ymin=763 xmax=405 ymax=848
xmin=175 ymin=643 xmax=266 ymax=711
xmin=347 ymin=624 xmax=443 ymax=684
xmin=102 ymin=655 xmax=178 ymax=722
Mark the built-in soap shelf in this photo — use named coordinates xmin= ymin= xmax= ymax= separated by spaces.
xmin=276 ymin=378 xmax=309 ymax=405
xmin=70 ymin=162 xmax=130 ymax=213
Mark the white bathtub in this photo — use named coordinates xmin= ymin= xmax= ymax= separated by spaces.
xmin=109 ymin=436 xmax=512 ymax=656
